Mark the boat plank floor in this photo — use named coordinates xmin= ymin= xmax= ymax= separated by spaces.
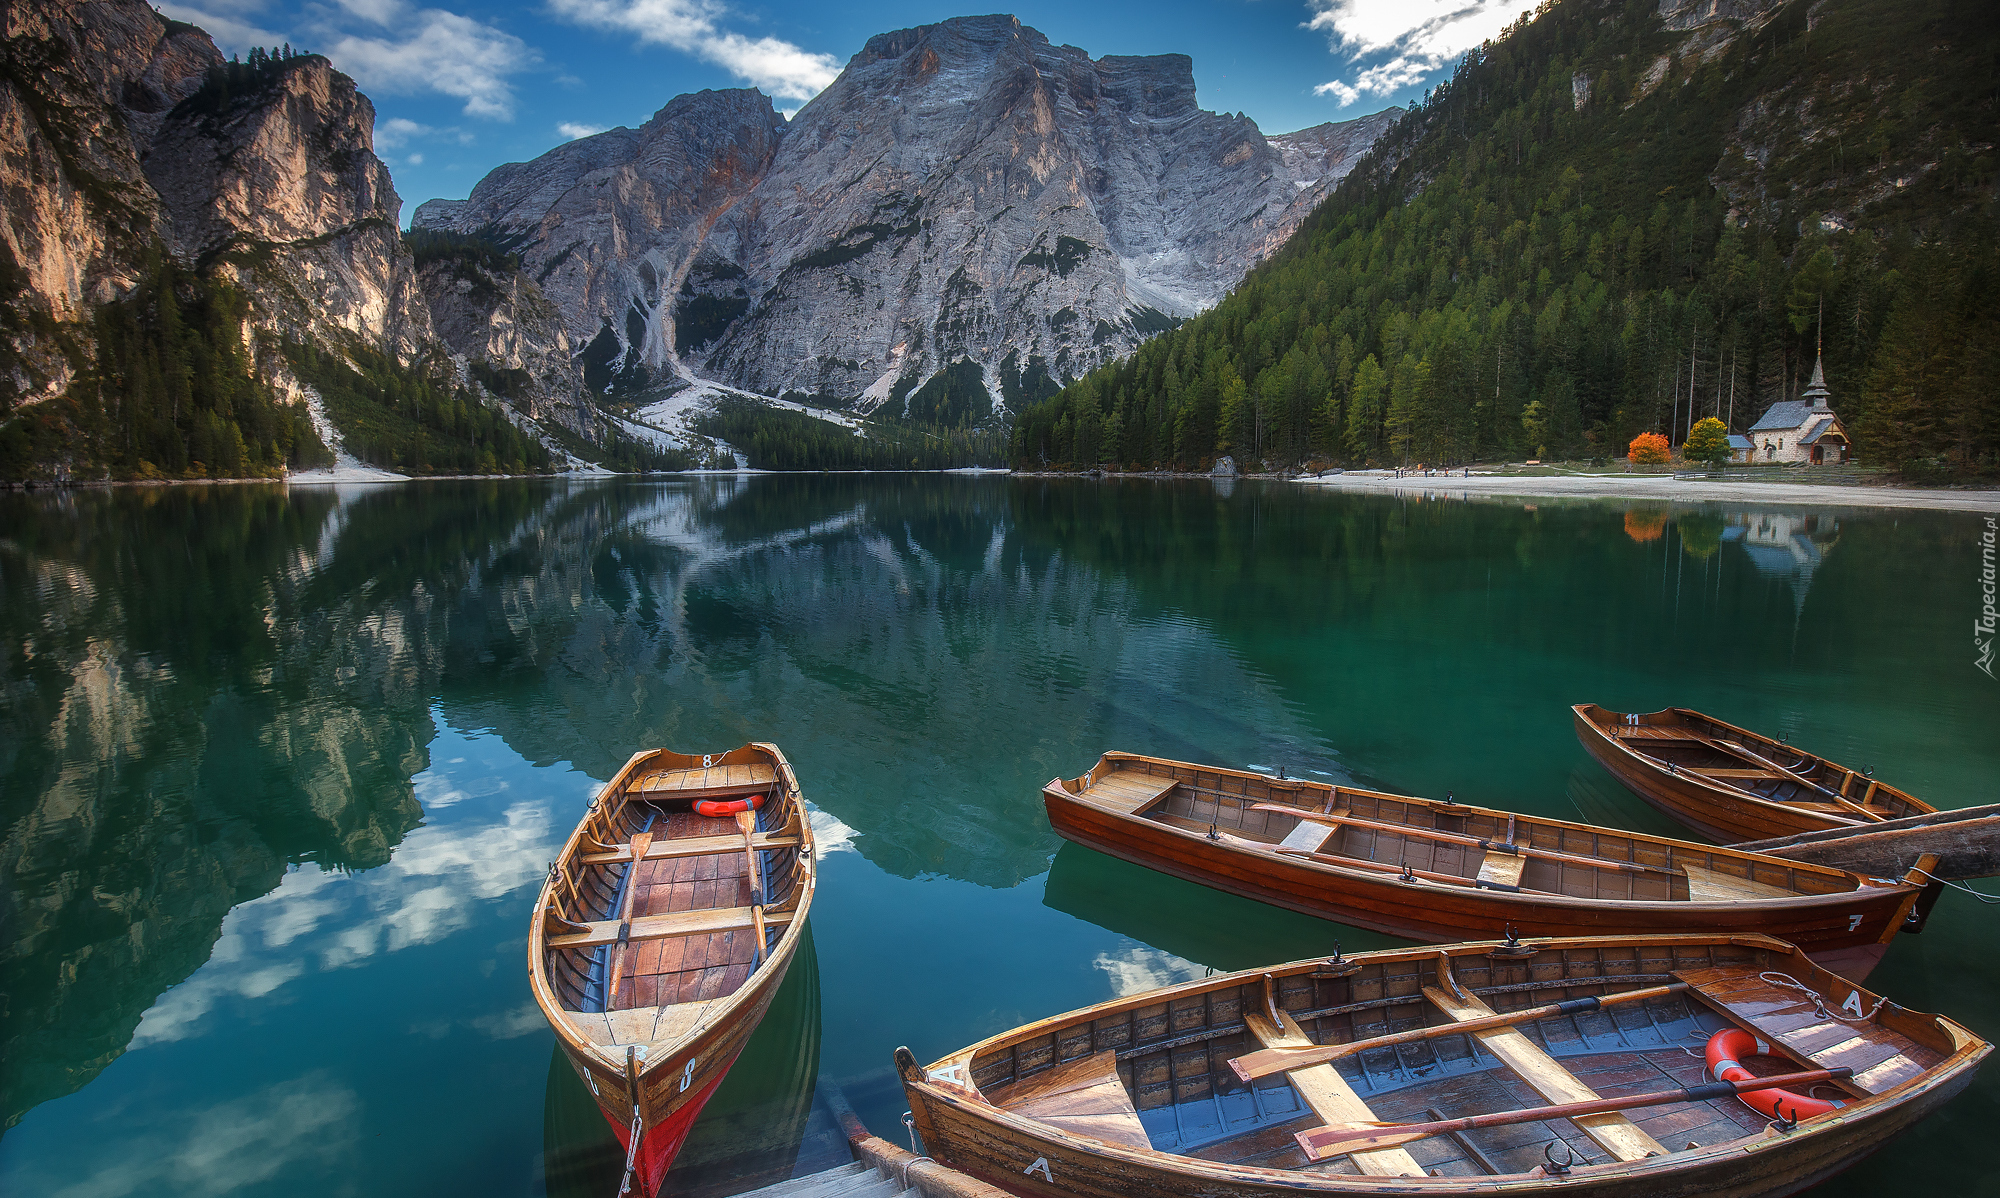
xmin=1675 ymin=965 xmax=1943 ymax=1095
xmin=1081 ymin=771 xmax=1181 ymax=815
xmin=615 ymin=808 xmax=759 ymax=1008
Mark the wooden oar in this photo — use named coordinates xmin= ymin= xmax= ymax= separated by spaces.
xmin=604 ymin=830 xmax=655 ymax=1005
xmin=1710 ymin=740 xmax=1887 ymax=821
xmin=1273 ymin=844 xmax=1513 ymax=891
xmin=1249 ymin=804 xmax=1676 ymax=876
xmin=735 ymin=811 xmax=767 ymax=966
xmin=1296 ymin=1067 xmax=1851 ymax=1158
xmin=1229 ymin=982 xmax=1689 ymax=1081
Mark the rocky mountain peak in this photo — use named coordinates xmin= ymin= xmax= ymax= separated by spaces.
xmin=417 ymin=15 xmax=1399 ymax=420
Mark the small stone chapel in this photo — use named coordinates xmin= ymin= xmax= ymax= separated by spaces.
xmin=1745 ymin=353 xmax=1850 ymax=464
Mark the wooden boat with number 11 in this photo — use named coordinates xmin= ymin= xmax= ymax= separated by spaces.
xmin=897 ymin=933 xmax=1987 ymax=1198
xmin=1572 ymin=704 xmax=1934 ymax=843
xmin=1044 ymin=752 xmax=1935 ymax=981
xmin=530 ymin=744 xmax=817 ymax=1198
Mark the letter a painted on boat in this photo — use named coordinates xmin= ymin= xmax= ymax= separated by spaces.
xmin=1842 ymin=990 xmax=1865 ymax=1018
xmin=1023 ymin=1157 xmax=1054 ymax=1182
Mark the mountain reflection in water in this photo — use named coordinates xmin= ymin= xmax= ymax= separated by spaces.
xmin=1 ymin=478 xmax=1992 ymax=1198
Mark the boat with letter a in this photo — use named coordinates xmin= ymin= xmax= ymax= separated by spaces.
xmin=898 ymin=933 xmax=1986 ymax=1197
xmin=1572 ymin=704 xmax=1934 ymax=842
xmin=530 ymin=743 xmax=817 ymax=1197
xmin=1043 ymin=752 xmax=1936 ymax=980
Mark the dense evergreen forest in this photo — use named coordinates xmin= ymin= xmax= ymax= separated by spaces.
xmin=694 ymin=398 xmax=1008 ymax=470
xmin=0 ymin=247 xmax=330 ymax=480
xmin=285 ymin=341 xmax=552 ymax=475
xmin=1011 ymin=0 xmax=2000 ymax=474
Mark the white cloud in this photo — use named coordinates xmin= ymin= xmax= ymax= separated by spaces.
xmin=157 ymin=4 xmax=286 ymax=56
xmin=373 ymin=116 xmax=432 ymax=148
xmin=548 ymin=0 xmax=840 ymax=102
xmin=328 ymin=9 xmax=537 ymax=119
xmin=407 ymin=151 xmax=424 ymax=164
xmin=1092 ymin=944 xmax=1206 ymax=997
xmin=42 ymin=1074 xmax=358 ymax=1198
xmin=557 ymin=120 xmax=608 ymax=139
xmin=1306 ymin=0 xmax=1537 ymax=105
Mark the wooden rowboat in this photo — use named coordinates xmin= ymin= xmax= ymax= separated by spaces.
xmin=898 ymin=933 xmax=1988 ymax=1198
xmin=1573 ymin=704 xmax=1934 ymax=842
xmin=530 ymin=743 xmax=817 ymax=1197
xmin=1043 ymin=752 xmax=1934 ymax=980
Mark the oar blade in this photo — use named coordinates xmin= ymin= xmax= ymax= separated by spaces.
xmin=1296 ymin=1122 xmax=1424 ymax=1159
xmin=1229 ymin=1046 xmax=1332 ymax=1082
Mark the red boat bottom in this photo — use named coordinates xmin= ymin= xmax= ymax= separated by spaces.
xmin=603 ymin=1067 xmax=732 ymax=1198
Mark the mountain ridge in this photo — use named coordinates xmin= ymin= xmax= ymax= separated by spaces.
xmin=413 ymin=14 xmax=1400 ymax=420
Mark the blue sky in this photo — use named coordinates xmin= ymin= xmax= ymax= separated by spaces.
xmin=161 ymin=0 xmax=1539 ymax=217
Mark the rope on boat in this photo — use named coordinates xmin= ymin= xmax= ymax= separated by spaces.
xmin=1757 ymin=972 xmax=1886 ymax=1024
xmin=1905 ymin=863 xmax=2000 ymax=904
xmin=616 ymin=1107 xmax=645 ymax=1197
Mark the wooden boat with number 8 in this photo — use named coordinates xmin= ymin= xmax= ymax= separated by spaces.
xmin=1043 ymin=752 xmax=1938 ymax=981
xmin=896 ymin=933 xmax=1987 ymax=1198
xmin=529 ymin=743 xmax=817 ymax=1198
xmin=1572 ymin=704 xmax=1935 ymax=843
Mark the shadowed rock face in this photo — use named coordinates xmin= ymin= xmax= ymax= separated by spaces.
xmin=415 ymin=16 xmax=1400 ymax=414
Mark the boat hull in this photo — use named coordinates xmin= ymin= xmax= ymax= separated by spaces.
xmin=900 ymin=935 xmax=1989 ymax=1198
xmin=905 ymin=1050 xmax=1978 ymax=1198
xmin=1573 ymin=705 xmax=1933 ymax=843
xmin=531 ymin=743 xmax=817 ymax=1198
xmin=1043 ymin=757 xmax=1921 ymax=979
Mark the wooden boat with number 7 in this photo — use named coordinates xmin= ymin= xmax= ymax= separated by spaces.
xmin=529 ymin=743 xmax=817 ymax=1198
xmin=1043 ymin=753 xmax=1938 ymax=981
xmin=1572 ymin=704 xmax=1935 ymax=843
xmin=897 ymin=933 xmax=1988 ymax=1198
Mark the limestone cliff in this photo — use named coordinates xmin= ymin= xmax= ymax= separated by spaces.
xmin=415 ymin=16 xmax=1400 ymax=416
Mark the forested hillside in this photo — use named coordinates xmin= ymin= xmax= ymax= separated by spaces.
xmin=1011 ymin=0 xmax=2000 ymax=474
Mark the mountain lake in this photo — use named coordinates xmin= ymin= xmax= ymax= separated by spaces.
xmin=1 ymin=474 xmax=1994 ymax=1197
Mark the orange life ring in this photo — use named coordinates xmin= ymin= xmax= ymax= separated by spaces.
xmin=1704 ymin=1029 xmax=1844 ymax=1121
xmin=693 ymin=794 xmax=764 ymax=818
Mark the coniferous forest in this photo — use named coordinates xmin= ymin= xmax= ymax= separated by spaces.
xmin=0 ymin=247 xmax=331 ymax=480
xmin=1010 ymin=0 xmax=2000 ymax=475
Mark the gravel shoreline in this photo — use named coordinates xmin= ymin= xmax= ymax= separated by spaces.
xmin=1295 ymin=470 xmax=2000 ymax=513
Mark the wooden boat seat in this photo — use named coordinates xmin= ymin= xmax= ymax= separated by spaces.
xmin=1243 ymin=1007 xmax=1424 ymax=1176
xmin=1424 ymin=982 xmax=1667 ymax=1162
xmin=1689 ymin=768 xmax=1785 ymax=780
xmin=995 ymin=1051 xmax=1151 ymax=1149
xmin=1474 ymin=851 xmax=1528 ymax=888
xmin=567 ymin=999 xmax=721 ymax=1046
xmin=1277 ymin=819 xmax=1335 ymax=853
xmin=1078 ymin=771 xmax=1180 ymax=816
xmin=1677 ymin=864 xmax=1796 ymax=901
xmin=580 ymin=830 xmax=801 ymax=866
xmin=631 ymin=763 xmax=777 ymax=800
xmin=548 ymin=904 xmax=797 ymax=950
xmin=1674 ymin=965 xmax=1947 ymax=1095
xmin=1611 ymin=726 xmax=1698 ymax=741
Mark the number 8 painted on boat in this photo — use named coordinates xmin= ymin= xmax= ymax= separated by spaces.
xmin=703 ymin=754 xmax=713 ymax=768
xmin=680 ymin=1058 xmax=697 ymax=1092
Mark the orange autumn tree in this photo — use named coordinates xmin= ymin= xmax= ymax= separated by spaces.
xmin=1628 ymin=432 xmax=1670 ymax=465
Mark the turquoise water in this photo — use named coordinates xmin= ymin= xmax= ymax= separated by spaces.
xmin=1 ymin=477 xmax=1993 ymax=1195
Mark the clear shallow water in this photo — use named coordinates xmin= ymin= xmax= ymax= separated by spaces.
xmin=1 ymin=476 xmax=1994 ymax=1196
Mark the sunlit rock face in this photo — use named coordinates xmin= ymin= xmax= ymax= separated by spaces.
xmin=414 ymin=16 xmax=1400 ymax=414
xmin=0 ymin=0 xmax=433 ymax=405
